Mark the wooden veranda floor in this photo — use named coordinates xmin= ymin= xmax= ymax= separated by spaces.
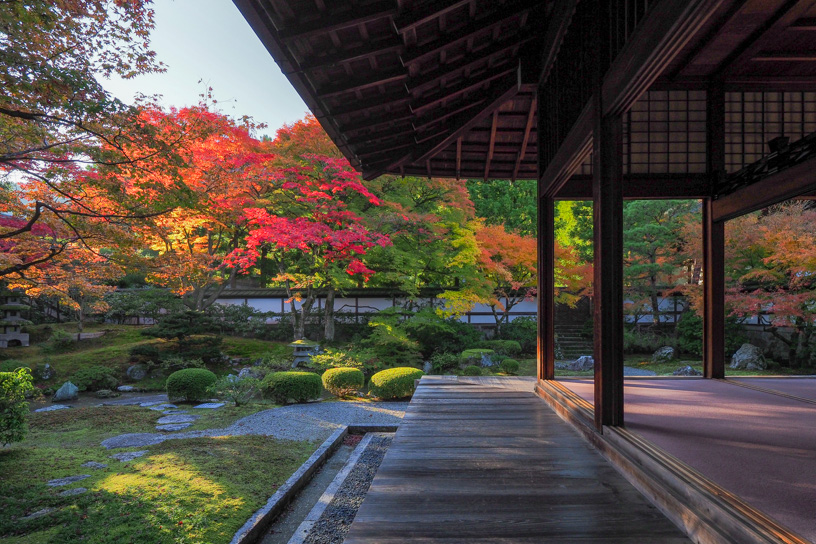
xmin=343 ymin=376 xmax=689 ymax=543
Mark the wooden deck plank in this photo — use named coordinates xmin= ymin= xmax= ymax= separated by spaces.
xmin=344 ymin=377 xmax=690 ymax=543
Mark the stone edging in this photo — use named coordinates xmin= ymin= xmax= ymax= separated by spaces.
xmin=229 ymin=425 xmax=399 ymax=544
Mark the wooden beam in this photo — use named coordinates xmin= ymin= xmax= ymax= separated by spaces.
xmin=386 ymin=69 xmax=520 ymax=173
xmin=317 ymin=69 xmax=408 ymax=99
xmin=413 ymin=98 xmax=485 ymax=132
xmin=484 ymin=110 xmax=498 ymax=180
xmin=711 ymin=154 xmax=816 ymax=221
xmin=406 ymin=37 xmax=532 ymax=94
xmin=751 ymin=51 xmax=816 ymax=61
xmin=538 ymin=193 xmax=555 ymax=381
xmin=339 ymin=112 xmax=413 ymax=135
xmin=537 ymin=0 xmax=578 ymax=84
xmin=295 ymin=37 xmax=403 ymax=73
xmin=394 ymin=0 xmax=471 ymax=35
xmin=409 ymin=65 xmax=517 ymax=115
xmin=555 ymin=174 xmax=711 ymax=200
xmin=540 ymin=102 xmax=593 ymax=197
xmin=716 ymin=0 xmax=816 ymax=76
xmin=601 ymin=0 xmax=725 ymax=116
xmin=593 ymin=109 xmax=624 ymax=431
xmin=400 ymin=1 xmax=533 ymax=67
xmin=512 ymin=97 xmax=536 ymax=182
xmin=329 ymin=92 xmax=410 ymax=117
xmin=455 ymin=137 xmax=462 ymax=180
xmin=278 ymin=1 xmax=396 ymax=42
xmin=791 ymin=16 xmax=816 ymax=29
xmin=703 ymin=199 xmax=726 ymax=379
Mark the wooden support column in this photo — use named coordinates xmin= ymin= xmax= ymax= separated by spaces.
xmin=592 ymin=107 xmax=625 ymax=430
xmin=704 ymin=84 xmax=726 ymax=379
xmin=537 ymin=193 xmax=555 ymax=381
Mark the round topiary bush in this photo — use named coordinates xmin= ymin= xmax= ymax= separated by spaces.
xmin=322 ymin=367 xmax=364 ymax=397
xmin=166 ymin=368 xmax=217 ymax=402
xmin=262 ymin=371 xmax=322 ymax=404
xmin=500 ymin=358 xmax=520 ymax=375
xmin=368 ymin=367 xmax=424 ymax=400
xmin=462 ymin=365 xmax=483 ymax=376
xmin=70 ymin=365 xmax=118 ymax=392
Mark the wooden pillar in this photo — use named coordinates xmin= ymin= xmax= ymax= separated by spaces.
xmin=704 ymin=84 xmax=726 ymax=379
xmin=592 ymin=106 xmax=624 ymax=430
xmin=537 ymin=193 xmax=556 ymax=381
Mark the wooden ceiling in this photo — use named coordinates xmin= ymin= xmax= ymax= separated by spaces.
xmin=236 ymin=0 xmax=816 ymax=181
xmin=235 ymin=0 xmax=549 ymax=180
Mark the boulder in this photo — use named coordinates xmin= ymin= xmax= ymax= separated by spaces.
xmin=126 ymin=364 xmax=147 ymax=381
xmin=117 ymin=385 xmax=136 ymax=392
xmin=568 ymin=355 xmax=594 ymax=372
xmin=237 ymin=367 xmax=264 ymax=380
xmin=53 ymin=381 xmax=78 ymax=402
xmin=652 ymin=346 xmax=676 ymax=363
xmin=38 ymin=363 xmax=54 ymax=381
xmin=730 ymin=343 xmax=767 ymax=370
xmin=423 ymin=361 xmax=432 ymax=374
xmin=673 ymin=365 xmax=702 ymax=376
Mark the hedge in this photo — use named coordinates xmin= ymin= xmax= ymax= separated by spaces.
xmin=460 ymin=349 xmax=495 ymax=365
xmin=322 ymin=367 xmax=364 ymax=397
xmin=462 ymin=365 xmax=483 ymax=376
xmin=368 ymin=367 xmax=423 ymax=400
xmin=500 ymin=358 xmax=520 ymax=375
xmin=70 ymin=365 xmax=118 ymax=392
xmin=262 ymin=371 xmax=322 ymax=404
xmin=166 ymin=368 xmax=217 ymax=402
xmin=475 ymin=340 xmax=521 ymax=357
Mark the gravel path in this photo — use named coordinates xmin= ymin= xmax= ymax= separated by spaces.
xmin=102 ymin=402 xmax=407 ymax=449
xmin=303 ymin=434 xmax=392 ymax=544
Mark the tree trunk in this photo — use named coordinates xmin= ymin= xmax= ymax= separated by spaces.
xmin=323 ymin=287 xmax=336 ymax=341
xmin=649 ymin=275 xmax=660 ymax=327
xmin=294 ymin=294 xmax=315 ymax=340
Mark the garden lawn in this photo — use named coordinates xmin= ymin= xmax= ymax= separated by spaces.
xmin=0 ymin=405 xmax=316 ymax=544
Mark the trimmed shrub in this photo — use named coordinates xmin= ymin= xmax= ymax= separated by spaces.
xmin=429 ymin=352 xmax=459 ymax=374
xmin=497 ymin=316 xmax=537 ymax=354
xmin=166 ymin=368 xmax=217 ymax=402
xmin=460 ymin=349 xmax=495 ymax=365
xmin=500 ymin=358 xmax=520 ymax=375
xmin=310 ymin=349 xmax=363 ymax=370
xmin=70 ymin=365 xmax=118 ymax=392
xmin=400 ymin=309 xmax=483 ymax=357
xmin=0 ymin=368 xmax=35 ymax=446
xmin=207 ymin=375 xmax=259 ymax=406
xmin=476 ymin=340 xmax=521 ymax=357
xmin=462 ymin=365 xmax=483 ymax=376
xmin=322 ymin=367 xmax=364 ymax=397
xmin=368 ymin=367 xmax=423 ymax=400
xmin=129 ymin=344 xmax=161 ymax=363
xmin=42 ymin=329 xmax=76 ymax=353
xmin=262 ymin=371 xmax=322 ymax=404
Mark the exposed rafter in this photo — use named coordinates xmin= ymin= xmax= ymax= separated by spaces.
xmin=512 ymin=97 xmax=536 ymax=181
xmin=394 ymin=0 xmax=472 ymax=34
xmin=295 ymin=37 xmax=404 ymax=73
xmin=484 ymin=110 xmax=499 ymax=180
xmin=317 ymin=69 xmax=408 ymax=99
xmin=278 ymin=1 xmax=396 ymax=42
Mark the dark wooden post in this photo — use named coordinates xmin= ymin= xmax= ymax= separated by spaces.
xmin=592 ymin=107 xmax=624 ymax=429
xmin=538 ymin=193 xmax=556 ymax=381
xmin=704 ymin=84 xmax=726 ymax=379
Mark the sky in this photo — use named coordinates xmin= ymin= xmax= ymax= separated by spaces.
xmin=103 ymin=0 xmax=309 ymax=137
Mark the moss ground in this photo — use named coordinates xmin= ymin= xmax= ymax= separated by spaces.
xmin=0 ymin=405 xmax=316 ymax=544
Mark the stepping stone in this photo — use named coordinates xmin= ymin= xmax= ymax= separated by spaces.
xmin=34 ymin=404 xmax=71 ymax=412
xmin=156 ymin=414 xmax=198 ymax=425
xmin=162 ymin=409 xmax=188 ymax=415
xmin=139 ymin=401 xmax=164 ymax=407
xmin=117 ymin=385 xmax=136 ymax=392
xmin=81 ymin=461 xmax=108 ymax=470
xmin=110 ymin=450 xmax=148 ymax=462
xmin=193 ymin=402 xmax=224 ymax=409
xmin=102 ymin=433 xmax=165 ymax=449
xmin=148 ymin=404 xmax=177 ymax=411
xmin=47 ymin=475 xmax=91 ymax=487
xmin=156 ymin=423 xmax=192 ymax=432
xmin=22 ymin=507 xmax=56 ymax=521
xmin=58 ymin=487 xmax=87 ymax=497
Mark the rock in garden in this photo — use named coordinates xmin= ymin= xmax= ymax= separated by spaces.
xmin=126 ymin=364 xmax=147 ymax=381
xmin=422 ymin=361 xmax=432 ymax=374
xmin=95 ymin=389 xmax=119 ymax=399
xmin=673 ymin=365 xmax=702 ymax=376
xmin=568 ymin=355 xmax=594 ymax=371
xmin=34 ymin=404 xmax=71 ymax=412
xmin=117 ymin=385 xmax=136 ymax=392
xmin=39 ymin=363 xmax=54 ymax=381
xmin=156 ymin=414 xmax=198 ymax=425
xmin=193 ymin=402 xmax=224 ymax=409
xmin=554 ymin=361 xmax=570 ymax=370
xmin=102 ymin=433 xmax=165 ymax=449
xmin=21 ymin=508 xmax=56 ymax=521
xmin=148 ymin=403 xmax=177 ymax=411
xmin=161 ymin=409 xmax=188 ymax=415
xmin=53 ymin=381 xmax=78 ymax=402
xmin=58 ymin=487 xmax=87 ymax=497
xmin=238 ymin=367 xmax=264 ymax=380
xmin=47 ymin=474 xmax=91 ymax=487
xmin=81 ymin=461 xmax=108 ymax=470
xmin=110 ymin=450 xmax=148 ymax=462
xmin=730 ymin=343 xmax=767 ymax=370
xmin=652 ymin=346 xmax=676 ymax=363
xmin=156 ymin=423 xmax=192 ymax=432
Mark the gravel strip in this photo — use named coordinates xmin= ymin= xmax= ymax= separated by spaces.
xmin=302 ymin=434 xmax=392 ymax=544
xmin=102 ymin=402 xmax=407 ymax=449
